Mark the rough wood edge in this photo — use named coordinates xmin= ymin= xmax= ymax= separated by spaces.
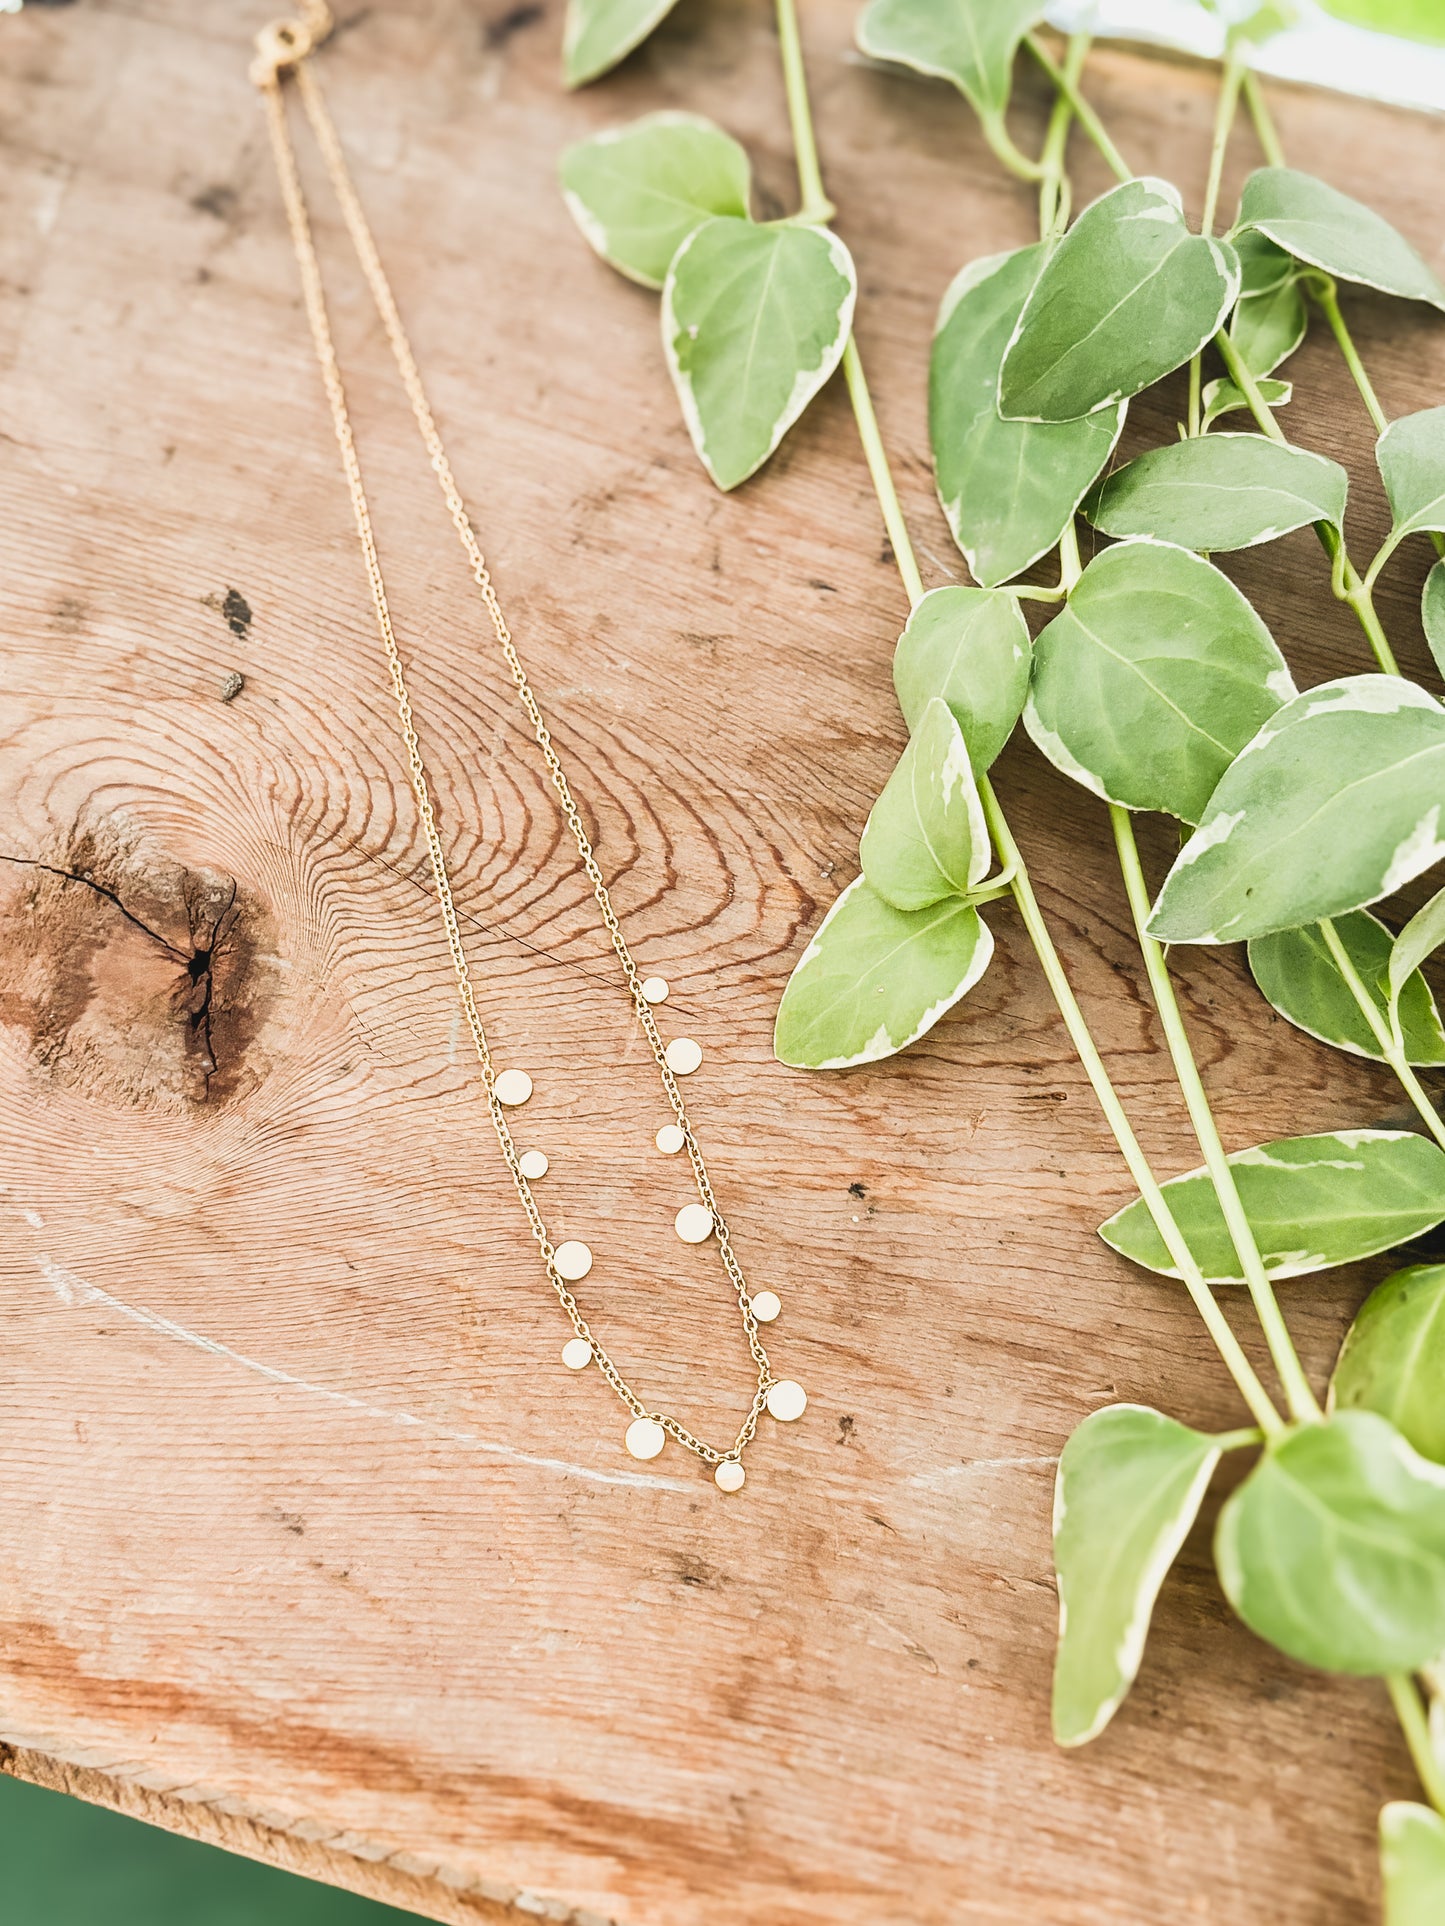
xmin=0 ymin=1741 xmax=621 ymax=1926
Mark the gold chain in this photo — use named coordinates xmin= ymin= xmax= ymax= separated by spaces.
xmin=252 ymin=8 xmax=788 ymax=1477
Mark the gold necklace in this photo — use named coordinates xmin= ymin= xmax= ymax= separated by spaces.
xmin=251 ymin=4 xmax=805 ymax=1491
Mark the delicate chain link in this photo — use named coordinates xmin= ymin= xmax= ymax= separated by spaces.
xmin=255 ymin=23 xmax=776 ymax=1468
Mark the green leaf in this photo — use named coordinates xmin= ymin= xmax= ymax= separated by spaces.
xmin=854 ymin=0 xmax=1046 ymax=123
xmin=1051 ymin=1405 xmax=1222 ymax=1748
xmin=1235 ymin=229 xmax=1296 ymax=297
xmin=1083 ymin=434 xmax=1346 ymax=553
xmin=999 ymin=179 xmax=1241 ymax=422
xmin=1379 ymin=406 xmax=1445 ymax=541
xmin=858 ymin=699 xmax=990 ymax=911
xmin=1248 ymin=911 xmax=1445 ymax=1066
xmin=1381 ymin=1804 xmax=1445 ymax=1926
xmin=662 ymin=218 xmax=856 ymax=491
xmin=930 ymin=247 xmax=1123 ymax=586
xmin=1320 ymin=0 xmax=1445 ymax=45
xmin=892 ymin=585 xmax=1032 ymax=771
xmin=1390 ymin=882 xmax=1445 ymax=1023
xmin=1423 ymin=561 xmax=1445 ymax=677
xmin=1024 ymin=541 xmax=1293 ymax=823
xmin=1149 ymin=677 xmax=1445 ymax=945
xmin=1230 ymin=276 xmax=1309 ymax=377
xmin=559 ymin=114 xmax=751 ymax=290
xmin=774 ymin=878 xmax=992 ymax=1068
xmin=1234 ymin=168 xmax=1445 ymax=312
xmin=1201 ymin=375 xmax=1292 ymax=431
xmin=1100 ymin=1129 xmax=1445 ymax=1283
xmin=1333 ymin=1265 xmax=1445 ymax=1465
xmin=1215 ymin=1410 xmax=1445 ymax=1674
xmin=562 ymin=0 xmax=680 ymax=87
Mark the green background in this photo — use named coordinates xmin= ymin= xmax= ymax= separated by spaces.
xmin=0 ymin=1773 xmax=434 ymax=1924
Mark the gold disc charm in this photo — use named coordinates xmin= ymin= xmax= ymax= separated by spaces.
xmin=675 ymin=1203 xmax=714 ymax=1244
xmin=625 ymin=1416 xmax=666 ymax=1460
xmin=750 ymin=1290 xmax=781 ymax=1323
xmin=655 ymin=1123 xmax=685 ymax=1155
xmin=561 ymin=1337 xmax=593 ymax=1370
xmin=493 ymin=1069 xmax=533 ymax=1106
xmin=765 ymin=1380 xmax=807 ymax=1422
xmin=641 ymin=976 xmax=669 ymax=1004
xmin=554 ymin=1241 xmax=593 ymax=1282
xmin=664 ymin=1037 xmax=702 ymax=1076
xmin=714 ymin=1459 xmax=745 ymax=1492
xmin=518 ymin=1149 xmax=548 ymax=1180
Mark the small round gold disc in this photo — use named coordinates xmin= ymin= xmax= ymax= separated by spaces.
xmin=518 ymin=1149 xmax=549 ymax=1180
xmin=765 ymin=1379 xmax=807 ymax=1422
xmin=641 ymin=977 xmax=669 ymax=1004
xmin=625 ymin=1416 xmax=666 ymax=1460
xmin=655 ymin=1123 xmax=686 ymax=1155
xmin=554 ymin=1240 xmax=593 ymax=1282
xmin=561 ymin=1337 xmax=593 ymax=1370
xmin=750 ymin=1290 xmax=781 ymax=1324
xmin=714 ymin=1459 xmax=745 ymax=1492
xmin=675 ymin=1202 xmax=714 ymax=1244
xmin=664 ymin=1037 xmax=702 ymax=1076
xmin=494 ymin=1069 xmax=533 ymax=1106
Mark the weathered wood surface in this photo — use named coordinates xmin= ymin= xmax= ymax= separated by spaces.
xmin=4 ymin=3 xmax=1445 ymax=1921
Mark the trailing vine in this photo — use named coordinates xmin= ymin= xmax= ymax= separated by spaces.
xmin=556 ymin=0 xmax=1445 ymax=1912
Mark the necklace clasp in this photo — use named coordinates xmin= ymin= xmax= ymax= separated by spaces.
xmin=250 ymin=2 xmax=333 ymax=87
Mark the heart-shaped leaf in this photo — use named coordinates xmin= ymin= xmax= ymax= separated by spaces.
xmin=1423 ymin=561 xmax=1445 ymax=677
xmin=774 ymin=878 xmax=993 ymax=1068
xmin=855 ymin=0 xmax=1046 ymax=124
xmin=1149 ymin=677 xmax=1445 ymax=945
xmin=892 ymin=585 xmax=1032 ymax=771
xmin=999 ymin=178 xmax=1241 ymax=422
xmin=1084 ymin=435 xmax=1346 ymax=553
xmin=1215 ymin=1410 xmax=1445 ymax=1674
xmin=1234 ymin=167 xmax=1445 ymax=311
xmin=1024 ymin=542 xmax=1293 ymax=823
xmin=1333 ymin=1265 xmax=1445 ymax=1465
xmin=559 ymin=114 xmax=751 ymax=289
xmin=662 ymin=217 xmax=857 ymax=491
xmin=859 ymin=698 xmax=990 ymax=911
xmin=1378 ymin=406 xmax=1445 ymax=543
xmin=1100 ymin=1130 xmax=1445 ymax=1283
xmin=1230 ymin=276 xmax=1308 ymax=377
xmin=1381 ymin=1804 xmax=1445 ymax=1926
xmin=1249 ymin=911 xmax=1445 ymax=1066
xmin=930 ymin=247 xmax=1124 ymax=586
xmin=563 ymin=0 xmax=680 ymax=87
xmin=1052 ymin=1405 xmax=1223 ymax=1748
xmin=1202 ymin=375 xmax=1292 ymax=431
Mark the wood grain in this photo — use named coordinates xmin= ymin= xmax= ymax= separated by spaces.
xmin=2 ymin=4 xmax=1444 ymax=1921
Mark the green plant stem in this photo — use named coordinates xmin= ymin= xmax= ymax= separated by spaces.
xmin=1214 ymin=330 xmax=1403 ymax=673
xmin=1388 ymin=1672 xmax=1445 ymax=1817
xmin=1313 ymin=278 xmax=1390 ymax=437
xmin=840 ymin=341 xmax=926 ymax=610
xmin=1023 ymin=33 xmax=1131 ymax=183
xmin=774 ymin=0 xmax=833 ymax=223
xmin=773 ymin=4 xmax=1282 ymax=1436
xmin=1241 ymin=69 xmax=1285 ymax=169
xmin=1189 ymin=48 xmax=1245 ymax=435
xmin=1317 ymin=919 xmax=1445 ymax=1152
xmin=1037 ymin=35 xmax=1089 ymax=241
xmin=1111 ymin=805 xmax=1322 ymax=1424
xmin=984 ymin=786 xmax=1282 ymax=1435
xmin=981 ymin=108 xmax=1048 ymax=184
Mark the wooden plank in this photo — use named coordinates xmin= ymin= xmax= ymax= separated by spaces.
xmin=2 ymin=3 xmax=1443 ymax=1921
